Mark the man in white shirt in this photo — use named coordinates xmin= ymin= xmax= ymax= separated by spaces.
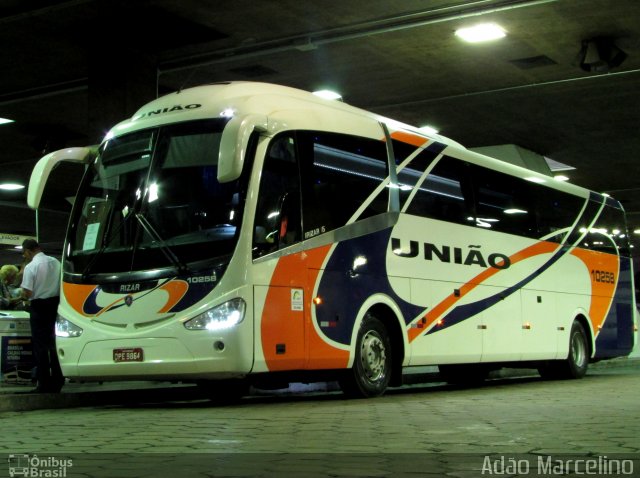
xmin=20 ymin=239 xmax=64 ymax=393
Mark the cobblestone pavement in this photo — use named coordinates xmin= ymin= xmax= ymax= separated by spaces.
xmin=1 ymin=366 xmax=639 ymax=477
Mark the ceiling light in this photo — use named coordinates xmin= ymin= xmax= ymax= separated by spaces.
xmin=312 ymin=90 xmax=342 ymax=101
xmin=525 ymin=176 xmax=545 ymax=184
xmin=0 ymin=117 xmax=15 ymax=125
xmin=455 ymin=23 xmax=506 ymax=43
xmin=554 ymin=175 xmax=569 ymax=181
xmin=419 ymin=125 xmax=439 ymax=135
xmin=0 ymin=183 xmax=25 ymax=190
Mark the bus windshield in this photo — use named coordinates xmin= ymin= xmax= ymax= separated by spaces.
xmin=65 ymin=118 xmax=244 ymax=277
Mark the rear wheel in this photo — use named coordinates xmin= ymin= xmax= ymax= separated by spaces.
xmin=340 ymin=314 xmax=392 ymax=398
xmin=538 ymin=320 xmax=589 ymax=379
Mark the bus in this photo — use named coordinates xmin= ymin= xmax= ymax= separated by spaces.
xmin=28 ymin=81 xmax=637 ymax=398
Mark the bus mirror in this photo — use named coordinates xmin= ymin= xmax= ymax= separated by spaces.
xmin=218 ymin=114 xmax=268 ymax=183
xmin=27 ymin=146 xmax=95 ymax=209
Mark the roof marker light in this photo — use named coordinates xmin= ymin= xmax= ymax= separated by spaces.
xmin=419 ymin=125 xmax=439 ymax=135
xmin=312 ymin=90 xmax=342 ymax=101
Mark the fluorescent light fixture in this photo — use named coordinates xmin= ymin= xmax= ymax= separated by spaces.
xmin=0 ymin=183 xmax=25 ymax=190
xmin=602 ymin=192 xmax=610 ymax=197
xmin=455 ymin=23 xmax=506 ymax=43
xmin=313 ymin=89 xmax=342 ymax=101
xmin=504 ymin=209 xmax=527 ymax=215
xmin=525 ymin=176 xmax=546 ymax=184
xmin=634 ymin=229 xmax=640 ymax=235
xmin=0 ymin=117 xmax=14 ymax=125
xmin=554 ymin=175 xmax=569 ymax=181
xmin=419 ymin=125 xmax=439 ymax=135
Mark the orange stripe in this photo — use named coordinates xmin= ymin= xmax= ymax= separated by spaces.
xmin=62 ymin=282 xmax=97 ymax=317
xmin=570 ymin=248 xmax=619 ymax=336
xmin=157 ymin=280 xmax=189 ymax=313
xmin=408 ymin=241 xmax=559 ymax=342
xmin=95 ymin=296 xmax=126 ymax=317
xmin=261 ymin=245 xmax=349 ymax=371
xmin=390 ymin=131 xmax=429 ymax=148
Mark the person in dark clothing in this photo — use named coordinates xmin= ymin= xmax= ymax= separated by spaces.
xmin=20 ymin=239 xmax=64 ymax=393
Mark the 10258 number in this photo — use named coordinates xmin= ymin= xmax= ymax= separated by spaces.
xmin=591 ymin=269 xmax=615 ymax=284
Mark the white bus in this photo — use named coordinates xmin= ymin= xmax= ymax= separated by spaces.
xmin=29 ymin=82 xmax=637 ymax=398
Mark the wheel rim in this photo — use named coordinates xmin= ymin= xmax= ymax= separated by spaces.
xmin=571 ymin=331 xmax=587 ymax=368
xmin=359 ymin=330 xmax=387 ymax=383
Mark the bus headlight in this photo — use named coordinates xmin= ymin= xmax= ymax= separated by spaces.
xmin=184 ymin=298 xmax=246 ymax=331
xmin=56 ymin=316 xmax=83 ymax=337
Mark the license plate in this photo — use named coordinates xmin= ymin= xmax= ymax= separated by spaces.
xmin=113 ymin=348 xmax=144 ymax=363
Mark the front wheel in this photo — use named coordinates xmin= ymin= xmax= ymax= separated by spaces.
xmin=339 ymin=314 xmax=392 ymax=398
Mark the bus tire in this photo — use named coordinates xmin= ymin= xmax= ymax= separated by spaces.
xmin=339 ymin=314 xmax=392 ymax=398
xmin=538 ymin=320 xmax=589 ymax=380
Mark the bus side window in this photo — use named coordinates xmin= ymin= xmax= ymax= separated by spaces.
xmin=471 ymin=165 xmax=538 ymax=238
xmin=405 ymin=156 xmax=474 ymax=226
xmin=396 ymin=145 xmax=441 ymax=210
xmin=298 ymin=131 xmax=388 ymax=237
xmin=536 ymin=189 xmax=584 ymax=243
xmin=580 ymin=200 xmax=629 ymax=255
xmin=253 ymin=135 xmax=302 ymax=258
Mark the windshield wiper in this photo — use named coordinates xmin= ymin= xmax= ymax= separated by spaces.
xmin=134 ymin=213 xmax=191 ymax=274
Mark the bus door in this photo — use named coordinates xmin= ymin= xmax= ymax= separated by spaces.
xmin=253 ymin=134 xmax=306 ymax=371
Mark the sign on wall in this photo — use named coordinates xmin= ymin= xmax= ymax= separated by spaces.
xmin=0 ymin=233 xmax=34 ymax=246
